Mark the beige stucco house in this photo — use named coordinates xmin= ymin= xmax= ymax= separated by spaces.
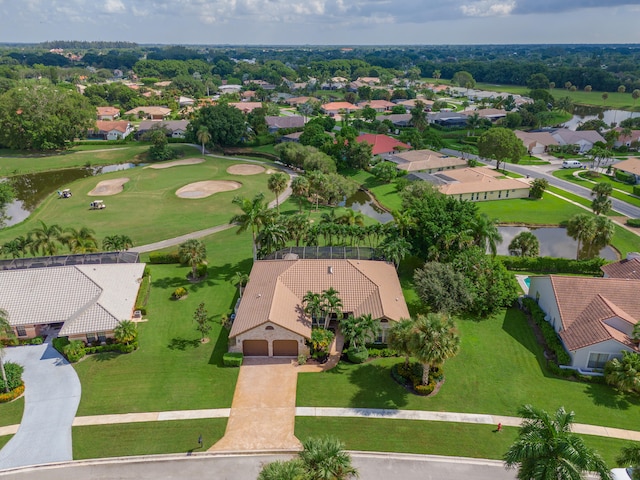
xmin=434 ymin=167 xmax=531 ymax=201
xmin=391 ymin=149 xmax=467 ymax=174
xmin=228 ymin=259 xmax=410 ymax=357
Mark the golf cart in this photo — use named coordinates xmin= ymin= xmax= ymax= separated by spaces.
xmin=58 ymin=189 xmax=72 ymax=198
xmin=89 ymin=200 xmax=106 ymax=210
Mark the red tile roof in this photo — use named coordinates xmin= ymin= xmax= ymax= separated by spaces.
xmin=355 ymin=134 xmax=410 ymax=155
xmin=601 ymin=257 xmax=640 ymax=280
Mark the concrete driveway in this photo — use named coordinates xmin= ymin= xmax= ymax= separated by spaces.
xmin=0 ymin=342 xmax=81 ymax=470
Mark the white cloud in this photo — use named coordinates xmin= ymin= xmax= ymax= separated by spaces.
xmin=460 ymin=0 xmax=515 ymax=17
xmin=104 ymin=0 xmax=126 ymax=14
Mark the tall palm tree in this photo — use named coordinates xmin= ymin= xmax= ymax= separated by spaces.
xmin=341 ymin=314 xmax=381 ymax=350
xmin=29 ymin=221 xmax=63 ymax=256
xmin=299 ymin=436 xmax=359 ymax=480
xmin=0 ymin=308 xmax=14 ymax=393
xmin=267 ymin=172 xmax=289 ymax=213
xmin=178 ymin=239 xmax=207 ymax=280
xmin=256 ymin=220 xmax=288 ymax=257
xmin=2 ymin=236 xmax=30 ymax=259
xmin=113 ymin=320 xmax=137 ymax=346
xmin=391 ymin=210 xmax=415 ymax=238
xmin=230 ymin=193 xmax=273 ymax=261
xmin=232 ymin=271 xmax=249 ymax=298
xmin=283 ymin=213 xmax=310 ymax=247
xmin=566 ymin=213 xmax=596 ymax=260
xmin=591 ymin=182 xmax=613 ymax=216
xmin=337 ymin=209 xmax=364 ymax=227
xmin=102 ymin=234 xmax=134 ymax=252
xmin=508 ymin=231 xmax=540 ymax=257
xmin=303 ymin=291 xmax=324 ymax=328
xmin=63 ymin=226 xmax=98 ymax=253
xmin=604 ymin=351 xmax=640 ymax=394
xmin=409 ymin=313 xmax=460 ymax=385
xmin=290 ymin=176 xmax=310 ymax=213
xmin=469 ymin=213 xmax=502 ymax=256
xmin=196 ymin=126 xmax=211 ymax=156
xmin=466 ymin=112 xmax=481 ymax=136
xmin=378 ymin=236 xmax=411 ymax=270
xmin=321 ymin=287 xmax=343 ymax=330
xmin=504 ymin=404 xmax=611 ymax=480
xmin=387 ymin=318 xmax=414 ymax=368
xmin=589 ymin=215 xmax=615 ymax=258
xmin=616 ymin=443 xmax=640 ymax=480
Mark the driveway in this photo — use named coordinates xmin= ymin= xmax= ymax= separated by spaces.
xmin=0 ymin=342 xmax=81 ymax=470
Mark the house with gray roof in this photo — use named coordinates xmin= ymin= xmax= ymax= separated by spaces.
xmin=136 ymin=120 xmax=189 ymax=139
xmin=0 ymin=263 xmax=145 ymax=343
xmin=265 ymin=115 xmax=305 ymax=133
xmin=551 ymin=128 xmax=605 ymax=153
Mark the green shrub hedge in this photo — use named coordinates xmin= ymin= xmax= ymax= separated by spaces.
xmin=634 ymin=185 xmax=640 ymax=196
xmin=148 ymin=251 xmax=181 ymax=264
xmin=346 ymin=347 xmax=369 ymax=364
xmin=391 ymin=362 xmax=443 ymax=396
xmin=366 ymin=345 xmax=399 ymax=358
xmin=223 ymin=352 xmax=243 ymax=367
xmin=499 ymin=255 xmax=606 ymax=275
xmin=522 ymin=298 xmax=572 ymax=365
xmin=0 ymin=383 xmax=24 ymax=403
xmin=627 ymin=218 xmax=640 ymax=228
xmin=0 ymin=362 xmax=24 ymax=392
xmin=615 ymin=170 xmax=636 ymax=184
xmin=63 ymin=340 xmax=86 ymax=363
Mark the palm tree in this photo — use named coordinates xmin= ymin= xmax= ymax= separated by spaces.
xmin=508 ymin=231 xmax=540 ymax=257
xmin=291 ymin=176 xmax=310 ymax=213
xmin=586 ymin=215 xmax=615 ymax=259
xmin=387 ymin=318 xmax=414 ymax=368
xmin=258 ymin=459 xmax=307 ymax=480
xmin=321 ymin=287 xmax=342 ymax=330
xmin=409 ymin=314 xmax=460 ymax=385
xmin=556 ymin=96 xmax=574 ymax=114
xmin=337 ymin=209 xmax=364 ymax=227
xmin=283 ymin=213 xmax=309 ymax=247
xmin=113 ymin=320 xmax=137 ymax=346
xmin=391 ymin=209 xmax=415 ymax=238
xmin=29 ymin=221 xmax=63 ymax=256
xmin=63 ymin=226 xmax=98 ymax=253
xmin=256 ymin=220 xmax=288 ymax=257
xmin=196 ymin=126 xmax=211 ymax=156
xmin=616 ymin=443 xmax=640 ymax=480
xmin=378 ymin=236 xmax=411 ymax=270
xmin=232 ymin=271 xmax=249 ymax=298
xmin=504 ymin=404 xmax=611 ymax=480
xmin=230 ymin=193 xmax=273 ymax=261
xmin=303 ymin=291 xmax=324 ymax=328
xmin=0 ymin=308 xmax=15 ymax=393
xmin=469 ymin=213 xmax=502 ymax=256
xmin=466 ymin=112 xmax=481 ymax=136
xmin=604 ymin=351 xmax=640 ymax=394
xmin=341 ymin=314 xmax=381 ymax=350
xmin=410 ymin=100 xmax=427 ymax=132
xmin=178 ymin=239 xmax=207 ymax=280
xmin=566 ymin=214 xmax=596 ymax=260
xmin=591 ymin=182 xmax=613 ymax=216
xmin=102 ymin=234 xmax=134 ymax=252
xmin=299 ymin=436 xmax=359 ymax=480
xmin=267 ymin=172 xmax=289 ymax=213
xmin=2 ymin=236 xmax=30 ymax=258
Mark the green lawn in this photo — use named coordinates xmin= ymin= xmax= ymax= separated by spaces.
xmin=0 ymin=153 xmax=271 ymax=249
xmin=72 ymin=418 xmax=227 ymax=459
xmin=297 ymin=307 xmax=640 ymax=431
xmin=475 ymin=196 xmax=585 ymax=225
xmin=552 ymin=169 xmax=640 ymax=209
xmin=0 ymin=397 xmax=24 ymax=428
xmin=0 ymin=436 xmax=12 ymax=450
xmin=296 ymin=418 xmax=630 ymax=466
xmin=73 ymin=227 xmax=251 ymax=416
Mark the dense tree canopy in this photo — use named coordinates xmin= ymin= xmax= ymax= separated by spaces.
xmin=187 ymin=104 xmax=246 ymax=148
xmin=477 ymin=127 xmax=526 ymax=171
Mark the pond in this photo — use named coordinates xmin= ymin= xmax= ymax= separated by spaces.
xmin=563 ymin=105 xmax=636 ymax=130
xmin=3 ymin=163 xmax=141 ymax=227
xmin=497 ymin=226 xmax=618 ymax=260
xmin=339 ymin=190 xmax=394 ymax=224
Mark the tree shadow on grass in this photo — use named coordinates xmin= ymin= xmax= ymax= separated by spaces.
xmin=152 ymin=276 xmax=188 ymax=289
xmin=348 ymin=362 xmax=408 ymax=410
xmin=91 ymin=351 xmax=120 ymax=362
xmin=167 ymin=337 xmax=201 ymax=351
xmin=500 ymin=307 xmax=553 ymax=377
xmin=583 ymin=382 xmax=639 ymax=411
xmin=208 ymin=327 xmax=231 ymax=367
xmin=213 ymin=258 xmax=253 ymax=283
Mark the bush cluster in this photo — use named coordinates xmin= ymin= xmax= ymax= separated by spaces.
xmin=53 ymin=336 xmax=137 ymax=363
xmin=522 ymin=298 xmax=572 ymax=365
xmin=85 ymin=342 xmax=138 ymax=355
xmin=0 ymin=362 xmax=24 ymax=392
xmin=0 ymin=383 xmax=25 ymax=403
xmin=499 ymin=255 xmax=606 ymax=275
xmin=366 ymin=346 xmax=399 ymax=358
xmin=614 ymin=170 xmax=636 ymax=184
xmin=627 ymin=218 xmax=640 ymax=228
xmin=223 ymin=352 xmax=243 ymax=367
xmin=634 ymin=185 xmax=640 ymax=196
xmin=63 ymin=340 xmax=86 ymax=363
xmin=148 ymin=251 xmax=181 ymax=264
xmin=346 ymin=346 xmax=369 ymax=364
xmin=391 ymin=362 xmax=443 ymax=396
xmin=172 ymin=287 xmax=188 ymax=299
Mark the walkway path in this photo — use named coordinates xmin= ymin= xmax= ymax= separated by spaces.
xmin=0 ymin=342 xmax=81 ymax=470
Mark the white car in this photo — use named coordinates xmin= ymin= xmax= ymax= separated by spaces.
xmin=611 ymin=467 xmax=634 ymax=480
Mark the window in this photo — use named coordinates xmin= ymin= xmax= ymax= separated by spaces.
xmin=265 ymin=326 xmax=274 ymax=331
xmin=505 ymin=190 xmax=509 ymax=198
xmin=484 ymin=192 xmax=487 ymax=200
xmin=498 ymin=190 xmax=502 ymax=198
xmin=587 ymin=353 xmax=609 ymax=369
xmin=97 ymin=332 xmax=107 ymax=343
xmin=16 ymin=326 xmax=27 ymax=337
xmin=86 ymin=333 xmax=97 ymax=343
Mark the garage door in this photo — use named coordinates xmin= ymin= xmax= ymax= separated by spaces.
xmin=243 ymin=340 xmax=268 ymax=356
xmin=273 ymin=340 xmax=298 ymax=357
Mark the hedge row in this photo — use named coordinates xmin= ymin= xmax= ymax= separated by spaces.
xmin=522 ymin=298 xmax=572 ymax=365
xmin=634 ymin=185 xmax=640 ymax=196
xmin=148 ymin=251 xmax=181 ymax=264
xmin=627 ymin=218 xmax=640 ymax=228
xmin=0 ymin=362 xmax=24 ymax=392
xmin=0 ymin=383 xmax=25 ymax=403
xmin=223 ymin=352 xmax=243 ymax=367
xmin=53 ymin=336 xmax=137 ymax=363
xmin=499 ymin=255 xmax=606 ymax=275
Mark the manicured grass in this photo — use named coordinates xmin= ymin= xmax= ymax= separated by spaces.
xmin=611 ymin=224 xmax=640 ymax=258
xmin=0 ymin=397 xmax=24 ymax=427
xmin=0 ymin=435 xmax=12 ymax=450
xmin=250 ymin=144 xmax=277 ymax=156
xmin=0 ymin=153 xmax=271 ymax=249
xmin=297 ymin=307 xmax=640 ymax=431
xmin=73 ymin=228 xmax=251 ymax=415
xmin=546 ymin=186 xmax=593 ymax=210
xmin=475 ymin=196 xmax=585 ymax=224
xmin=553 ymin=169 xmax=640 ymax=209
xmin=72 ymin=418 xmax=227 ymax=459
xmin=296 ymin=418 xmax=629 ymax=466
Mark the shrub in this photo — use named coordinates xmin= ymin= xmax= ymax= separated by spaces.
xmin=116 ymin=342 xmax=138 ymax=353
xmin=414 ymin=382 xmax=436 ymax=396
xmin=499 ymin=255 xmax=606 ymax=275
xmin=195 ymin=263 xmax=207 ymax=278
xmin=29 ymin=336 xmax=44 ymax=345
xmin=634 ymin=185 xmax=640 ymax=196
xmin=148 ymin=251 xmax=181 ymax=264
xmin=346 ymin=347 xmax=369 ymax=364
xmin=62 ymin=340 xmax=86 ymax=363
xmin=223 ymin=352 xmax=243 ymax=367
xmin=367 ymin=346 xmax=399 ymax=358
xmin=172 ymin=287 xmax=188 ymax=299
xmin=614 ymin=170 xmax=635 ymax=184
xmin=297 ymin=354 xmax=307 ymax=366
xmin=522 ymin=298 xmax=572 ymax=365
xmin=0 ymin=362 xmax=24 ymax=392
xmin=52 ymin=336 xmax=70 ymax=354
xmin=627 ymin=218 xmax=640 ymax=228
xmin=0 ymin=383 xmax=25 ymax=403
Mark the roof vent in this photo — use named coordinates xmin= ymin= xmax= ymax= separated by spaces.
xmin=328 ymin=266 xmax=333 ymax=274
xmin=257 ymin=293 xmax=262 ymax=298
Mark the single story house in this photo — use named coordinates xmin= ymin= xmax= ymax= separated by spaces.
xmin=601 ymin=252 xmax=640 ymax=280
xmin=285 ymin=96 xmax=319 ymax=106
xmin=471 ymin=108 xmax=508 ymax=123
xmin=357 ymin=100 xmax=396 ymax=112
xmin=376 ymin=114 xmax=412 ymax=127
xmin=0 ymin=263 xmax=146 ymax=343
xmin=514 ymin=130 xmax=559 ymax=155
xmin=528 ymin=274 xmax=640 ymax=372
xmin=321 ymin=101 xmax=360 ymax=116
xmin=91 ymin=120 xmax=133 ymax=140
xmin=279 ymin=131 xmax=303 ymax=143
xmin=96 ymin=106 xmax=120 ymax=121
xmin=228 ymin=259 xmax=410 ymax=357
xmin=229 ymin=102 xmax=263 ymax=114
xmin=265 ymin=115 xmax=305 ymax=133
xmin=356 ymin=134 xmax=410 ymax=155
xmin=395 ymin=99 xmax=434 ymax=110
xmin=428 ymin=111 xmax=469 ymax=127
xmin=551 ymin=128 xmax=605 ymax=153
xmin=136 ymin=120 xmax=189 ymax=139
xmin=125 ymin=106 xmax=172 ymax=120
xmin=613 ymin=128 xmax=640 ymax=149
xmin=612 ymin=157 xmax=640 ymax=184
xmin=178 ymin=96 xmax=195 ymax=107
xmin=390 ymin=149 xmax=467 ymax=174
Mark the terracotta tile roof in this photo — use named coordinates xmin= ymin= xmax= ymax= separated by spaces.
xmin=95 ymin=120 xmax=130 ymax=133
xmin=548 ymin=276 xmax=640 ymax=351
xmin=356 ymin=134 xmax=410 ymax=155
xmin=229 ymin=102 xmax=263 ymax=113
xmin=613 ymin=157 xmax=640 ymax=176
xmin=96 ymin=106 xmax=120 ymax=117
xmin=265 ymin=115 xmax=305 ymax=129
xmin=321 ymin=102 xmax=360 ymax=112
xmin=434 ymin=167 xmax=530 ymax=195
xmin=286 ymin=96 xmax=318 ymax=106
xmin=393 ymin=149 xmax=466 ymax=172
xmin=357 ymin=100 xmax=396 ymax=109
xmin=601 ymin=256 xmax=640 ymax=280
xmin=514 ymin=130 xmax=559 ymax=148
xmin=230 ymin=259 xmax=410 ymax=339
xmin=124 ymin=106 xmax=171 ymax=116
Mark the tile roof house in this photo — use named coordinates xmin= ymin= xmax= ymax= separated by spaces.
xmin=136 ymin=120 xmax=190 ymax=139
xmin=551 ymin=128 xmax=605 ymax=153
xmin=376 ymin=114 xmax=412 ymax=127
xmin=355 ymin=134 xmax=410 ymax=155
xmin=265 ymin=115 xmax=305 ymax=132
xmin=91 ymin=120 xmax=133 ymax=140
xmin=390 ymin=149 xmax=467 ymax=173
xmin=228 ymin=259 xmax=410 ymax=357
xmin=357 ymin=100 xmax=396 ymax=112
xmin=285 ymin=96 xmax=319 ymax=106
xmin=228 ymin=102 xmax=263 ymax=114
xmin=514 ymin=130 xmax=560 ymax=155
xmin=613 ymin=128 xmax=640 ymax=148
xmin=601 ymin=253 xmax=640 ymax=280
xmin=528 ymin=274 xmax=640 ymax=372
xmin=321 ymin=102 xmax=360 ymax=116
xmin=612 ymin=157 xmax=640 ymax=184
xmin=96 ymin=106 xmax=120 ymax=121
xmin=125 ymin=106 xmax=172 ymax=120
xmin=0 ymin=263 xmax=146 ymax=343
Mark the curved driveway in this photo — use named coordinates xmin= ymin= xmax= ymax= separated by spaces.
xmin=0 ymin=342 xmax=81 ymax=470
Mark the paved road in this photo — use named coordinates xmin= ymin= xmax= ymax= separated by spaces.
xmin=442 ymin=148 xmax=640 ymax=219
xmin=0 ymin=452 xmax=517 ymax=480
xmin=0 ymin=343 xmax=81 ymax=470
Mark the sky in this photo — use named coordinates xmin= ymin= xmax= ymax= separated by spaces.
xmin=1 ymin=0 xmax=640 ymax=45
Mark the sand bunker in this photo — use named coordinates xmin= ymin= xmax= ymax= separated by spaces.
xmin=88 ymin=178 xmax=129 ymax=196
xmin=176 ymin=181 xmax=242 ymax=199
xmin=146 ymin=158 xmax=204 ymax=169
xmin=226 ymin=164 xmax=265 ymax=175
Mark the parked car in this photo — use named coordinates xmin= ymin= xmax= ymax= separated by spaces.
xmin=562 ymin=160 xmax=583 ymax=169
xmin=611 ymin=467 xmax=634 ymax=480
xmin=89 ymin=200 xmax=106 ymax=210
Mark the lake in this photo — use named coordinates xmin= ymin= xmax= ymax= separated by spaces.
xmin=563 ymin=105 xmax=636 ymax=130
